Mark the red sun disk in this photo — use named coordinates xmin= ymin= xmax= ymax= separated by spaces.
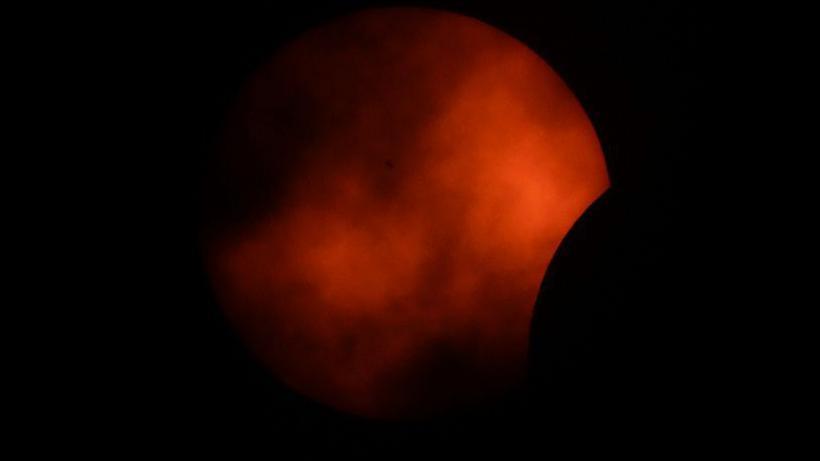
xmin=205 ymin=7 xmax=609 ymax=419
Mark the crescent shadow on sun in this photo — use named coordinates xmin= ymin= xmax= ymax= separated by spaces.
xmin=528 ymin=187 xmax=639 ymax=387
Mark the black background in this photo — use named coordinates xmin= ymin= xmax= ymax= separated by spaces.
xmin=106 ymin=0 xmax=710 ymax=456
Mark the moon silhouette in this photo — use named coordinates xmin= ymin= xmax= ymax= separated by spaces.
xmin=203 ymin=7 xmax=609 ymax=419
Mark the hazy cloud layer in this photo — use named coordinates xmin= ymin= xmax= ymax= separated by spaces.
xmin=205 ymin=8 xmax=609 ymax=419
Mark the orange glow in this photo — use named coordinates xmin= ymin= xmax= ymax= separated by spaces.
xmin=204 ymin=7 xmax=609 ymax=419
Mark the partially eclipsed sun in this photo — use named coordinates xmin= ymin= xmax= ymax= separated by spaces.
xmin=204 ymin=7 xmax=609 ymax=419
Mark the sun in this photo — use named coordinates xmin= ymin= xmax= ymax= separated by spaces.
xmin=203 ymin=7 xmax=609 ymax=419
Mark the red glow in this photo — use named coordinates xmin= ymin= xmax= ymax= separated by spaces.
xmin=205 ymin=8 xmax=609 ymax=419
